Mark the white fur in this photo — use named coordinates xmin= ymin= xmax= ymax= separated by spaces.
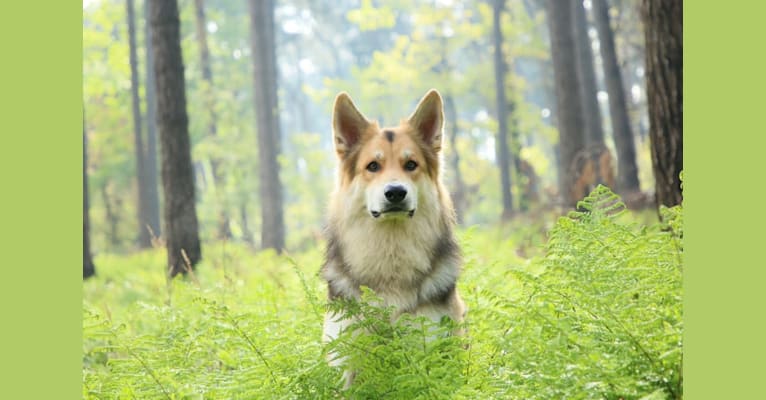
xmin=328 ymin=178 xmax=443 ymax=311
xmin=365 ymin=179 xmax=418 ymax=217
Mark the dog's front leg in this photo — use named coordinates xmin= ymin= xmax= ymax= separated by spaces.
xmin=323 ymin=311 xmax=358 ymax=388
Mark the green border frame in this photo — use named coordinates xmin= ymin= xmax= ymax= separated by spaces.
xmin=685 ymin=0 xmax=766 ymax=398
xmin=0 ymin=2 xmax=81 ymax=398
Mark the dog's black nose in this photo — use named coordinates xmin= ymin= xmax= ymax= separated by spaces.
xmin=384 ymin=184 xmax=407 ymax=203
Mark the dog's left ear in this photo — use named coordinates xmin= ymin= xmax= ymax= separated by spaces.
xmin=333 ymin=92 xmax=370 ymax=159
xmin=407 ymin=89 xmax=444 ymax=152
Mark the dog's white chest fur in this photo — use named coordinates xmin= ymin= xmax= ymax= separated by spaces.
xmin=330 ymin=182 xmax=443 ymax=308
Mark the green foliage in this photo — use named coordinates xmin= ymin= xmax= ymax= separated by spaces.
xmin=494 ymin=186 xmax=683 ymax=399
xmin=84 ymin=187 xmax=682 ymax=399
xmin=325 ymin=289 xmax=467 ymax=399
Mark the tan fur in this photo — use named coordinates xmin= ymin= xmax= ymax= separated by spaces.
xmin=322 ymin=90 xmax=466 ymax=385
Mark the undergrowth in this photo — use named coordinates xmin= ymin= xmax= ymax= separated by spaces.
xmin=83 ymin=186 xmax=682 ymax=399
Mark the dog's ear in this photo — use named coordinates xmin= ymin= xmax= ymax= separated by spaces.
xmin=407 ymin=89 xmax=444 ymax=152
xmin=332 ymin=92 xmax=369 ymax=158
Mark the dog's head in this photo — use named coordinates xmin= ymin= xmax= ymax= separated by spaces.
xmin=332 ymin=89 xmax=444 ymax=221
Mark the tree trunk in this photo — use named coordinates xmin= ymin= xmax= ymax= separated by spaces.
xmin=642 ymin=0 xmax=683 ymax=208
xmin=193 ymin=0 xmax=232 ymax=240
xmin=294 ymin=43 xmax=311 ymax=134
xmin=150 ymin=0 xmax=202 ymax=277
xmin=443 ymin=93 xmax=466 ymax=224
xmin=592 ymin=0 xmax=641 ymax=194
xmin=572 ymin=0 xmax=605 ymax=147
xmin=101 ymin=184 xmax=120 ymax=248
xmin=144 ymin=0 xmax=162 ymax=240
xmin=240 ymin=202 xmax=254 ymax=246
xmin=492 ymin=0 xmax=513 ymax=219
xmin=511 ymin=124 xmax=525 ymax=211
xmin=127 ymin=0 xmax=152 ymax=248
xmin=248 ymin=0 xmax=285 ymax=251
xmin=546 ymin=0 xmax=587 ymax=207
xmin=83 ymin=111 xmax=96 ymax=279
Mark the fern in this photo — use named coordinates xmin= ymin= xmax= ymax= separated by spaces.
xmin=323 ymin=288 xmax=468 ymax=399
xmin=500 ymin=186 xmax=683 ymax=399
xmin=83 ymin=187 xmax=682 ymax=399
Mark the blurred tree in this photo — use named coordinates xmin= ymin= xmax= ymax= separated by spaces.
xmin=249 ymin=0 xmax=285 ymax=252
xmin=572 ymin=0 xmax=605 ymax=147
xmin=546 ymin=0 xmax=586 ymax=207
xmin=143 ymin=0 xmax=162 ymax=239
xmin=592 ymin=0 xmax=640 ymax=194
xmin=100 ymin=184 xmax=122 ymax=248
xmin=520 ymin=0 xmax=562 ymax=198
xmin=151 ymin=0 xmax=201 ymax=276
xmin=609 ymin=0 xmax=649 ymax=144
xmin=84 ymin=0 xmax=135 ymax=251
xmin=239 ymin=204 xmax=254 ymax=245
xmin=84 ymin=111 xmax=96 ymax=280
xmin=193 ymin=0 xmax=231 ymax=240
xmin=492 ymin=0 xmax=513 ymax=219
xmin=443 ymin=93 xmax=466 ymax=224
xmin=642 ymin=0 xmax=682 ymax=207
xmin=127 ymin=0 xmax=152 ymax=248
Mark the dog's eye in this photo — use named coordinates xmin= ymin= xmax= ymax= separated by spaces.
xmin=366 ymin=161 xmax=380 ymax=172
xmin=404 ymin=160 xmax=418 ymax=171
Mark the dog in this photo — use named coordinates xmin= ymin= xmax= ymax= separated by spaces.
xmin=321 ymin=89 xmax=466 ymax=386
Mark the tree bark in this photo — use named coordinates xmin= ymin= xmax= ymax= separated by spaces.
xmin=144 ymin=0 xmax=162 ymax=240
xmin=572 ymin=0 xmax=605 ymax=147
xmin=83 ymin=111 xmax=96 ymax=279
xmin=642 ymin=0 xmax=683 ymax=208
xmin=240 ymin=202 xmax=254 ymax=246
xmin=193 ymin=0 xmax=232 ymax=240
xmin=101 ymin=184 xmax=120 ymax=248
xmin=592 ymin=0 xmax=641 ymax=194
xmin=151 ymin=0 xmax=202 ymax=276
xmin=127 ymin=0 xmax=152 ymax=248
xmin=546 ymin=0 xmax=587 ymax=207
xmin=492 ymin=0 xmax=513 ymax=219
xmin=248 ymin=0 xmax=285 ymax=251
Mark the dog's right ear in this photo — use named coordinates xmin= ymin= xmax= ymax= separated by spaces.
xmin=332 ymin=92 xmax=369 ymax=158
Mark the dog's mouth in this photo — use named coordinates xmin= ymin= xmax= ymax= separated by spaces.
xmin=371 ymin=207 xmax=415 ymax=219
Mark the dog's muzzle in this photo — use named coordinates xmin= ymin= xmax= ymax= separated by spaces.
xmin=371 ymin=183 xmax=415 ymax=218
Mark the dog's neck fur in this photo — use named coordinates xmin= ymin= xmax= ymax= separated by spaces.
xmin=324 ymin=179 xmax=458 ymax=310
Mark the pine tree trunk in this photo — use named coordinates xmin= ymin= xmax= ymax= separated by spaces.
xmin=150 ymin=0 xmax=202 ymax=276
xmin=193 ymin=0 xmax=231 ymax=240
xmin=144 ymin=0 xmax=162 ymax=240
xmin=443 ymin=93 xmax=466 ymax=224
xmin=642 ymin=0 xmax=683 ymax=208
xmin=572 ymin=0 xmax=605 ymax=147
xmin=492 ymin=0 xmax=513 ymax=219
xmin=240 ymin=202 xmax=254 ymax=246
xmin=248 ymin=0 xmax=285 ymax=251
xmin=127 ymin=0 xmax=152 ymax=248
xmin=83 ymin=111 xmax=96 ymax=279
xmin=294 ymin=44 xmax=311 ymax=134
xmin=592 ymin=0 xmax=641 ymax=194
xmin=101 ymin=184 xmax=120 ymax=248
xmin=546 ymin=0 xmax=587 ymax=207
